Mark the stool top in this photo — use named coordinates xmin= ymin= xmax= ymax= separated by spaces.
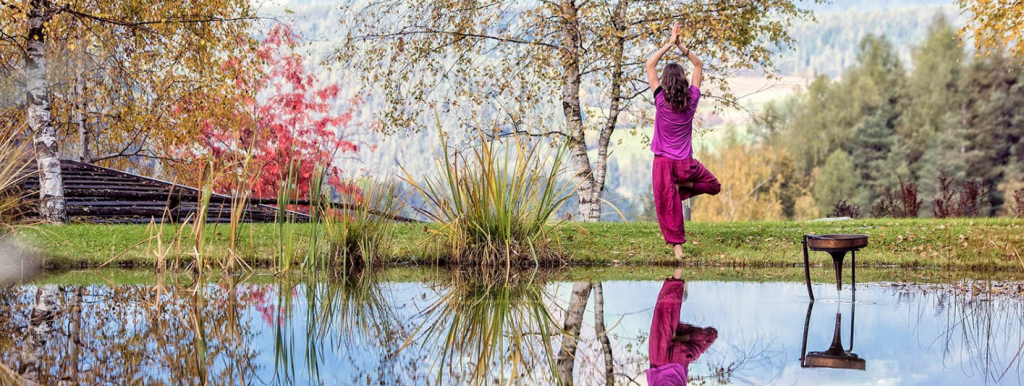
xmin=805 ymin=234 xmax=869 ymax=251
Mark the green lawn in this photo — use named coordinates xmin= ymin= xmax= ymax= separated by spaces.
xmin=14 ymin=218 xmax=1024 ymax=271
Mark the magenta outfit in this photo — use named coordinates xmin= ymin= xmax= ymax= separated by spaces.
xmin=647 ymin=279 xmax=717 ymax=386
xmin=650 ymin=85 xmax=721 ymax=244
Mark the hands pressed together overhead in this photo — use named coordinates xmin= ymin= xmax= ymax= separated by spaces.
xmin=646 ymin=20 xmax=703 ymax=93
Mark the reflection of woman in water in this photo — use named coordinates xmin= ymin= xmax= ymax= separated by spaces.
xmin=648 ymin=268 xmax=718 ymax=386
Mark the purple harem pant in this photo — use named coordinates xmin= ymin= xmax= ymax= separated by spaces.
xmin=652 ymin=156 xmax=721 ymax=244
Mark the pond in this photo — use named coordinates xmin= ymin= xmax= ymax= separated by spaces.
xmin=2 ymin=267 xmax=1024 ymax=385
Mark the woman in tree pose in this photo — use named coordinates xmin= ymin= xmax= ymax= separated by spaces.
xmin=645 ymin=22 xmax=721 ymax=261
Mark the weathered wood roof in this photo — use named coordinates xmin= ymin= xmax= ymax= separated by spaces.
xmin=21 ymin=160 xmax=304 ymax=223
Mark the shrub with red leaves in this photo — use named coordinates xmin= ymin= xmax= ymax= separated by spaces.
xmin=871 ymin=178 xmax=921 ymax=218
xmin=932 ymin=170 xmax=991 ymax=218
xmin=172 ymin=24 xmax=359 ymax=199
xmin=1012 ymin=189 xmax=1024 ymax=218
xmin=933 ymin=170 xmax=957 ymax=218
xmin=956 ymin=178 xmax=990 ymax=217
xmin=831 ymin=200 xmax=862 ymax=218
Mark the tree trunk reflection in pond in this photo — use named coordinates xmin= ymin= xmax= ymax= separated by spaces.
xmin=0 ymin=282 xmax=259 ymax=385
xmin=594 ymin=282 xmax=614 ymax=386
xmin=19 ymin=284 xmax=58 ymax=383
xmin=556 ymin=281 xmax=592 ymax=385
xmin=62 ymin=286 xmax=84 ymax=383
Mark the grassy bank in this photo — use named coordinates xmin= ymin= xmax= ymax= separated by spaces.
xmin=16 ymin=218 xmax=1024 ymax=271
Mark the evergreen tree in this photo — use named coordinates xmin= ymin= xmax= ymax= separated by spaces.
xmin=813 ymin=150 xmax=862 ymax=216
xmin=901 ymin=16 xmax=970 ymax=212
xmin=839 ymin=34 xmax=905 ymax=209
xmin=962 ymin=54 xmax=1024 ymax=214
xmin=851 ymin=103 xmax=899 ymax=208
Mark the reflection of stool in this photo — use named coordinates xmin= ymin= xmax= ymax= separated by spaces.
xmin=802 ymin=234 xmax=868 ymax=301
xmin=799 ymin=302 xmax=866 ymax=370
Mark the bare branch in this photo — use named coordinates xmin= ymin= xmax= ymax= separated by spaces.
xmin=356 ymin=27 xmax=561 ymax=51
xmin=59 ymin=6 xmax=258 ymax=28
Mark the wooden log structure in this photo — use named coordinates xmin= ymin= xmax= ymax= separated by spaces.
xmin=17 ymin=160 xmax=418 ymax=224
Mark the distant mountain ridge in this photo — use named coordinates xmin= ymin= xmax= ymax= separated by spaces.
xmin=777 ymin=4 xmax=963 ymax=77
xmin=801 ymin=0 xmax=952 ymax=13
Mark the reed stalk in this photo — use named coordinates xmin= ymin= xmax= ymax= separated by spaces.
xmin=305 ymin=169 xmax=328 ymax=275
xmin=190 ymin=161 xmax=215 ymax=271
xmin=276 ymin=157 xmax=300 ymax=272
xmin=226 ymin=140 xmax=261 ymax=272
xmin=0 ymin=124 xmax=32 ymax=235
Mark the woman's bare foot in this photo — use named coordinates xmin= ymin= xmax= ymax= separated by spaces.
xmin=673 ymin=244 xmax=684 ymax=260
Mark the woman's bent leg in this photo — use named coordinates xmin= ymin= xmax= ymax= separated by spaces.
xmin=677 ymin=159 xmax=721 ymax=200
xmin=653 ymin=157 xmax=686 ymax=244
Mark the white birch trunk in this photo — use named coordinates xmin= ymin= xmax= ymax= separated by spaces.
xmin=591 ymin=0 xmax=630 ymax=222
xmin=559 ymin=0 xmax=631 ymax=222
xmin=26 ymin=0 xmax=67 ymax=223
xmin=558 ymin=0 xmax=602 ymax=223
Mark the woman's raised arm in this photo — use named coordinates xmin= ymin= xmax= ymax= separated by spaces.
xmin=645 ymin=22 xmax=680 ymax=92
xmin=676 ymin=42 xmax=703 ymax=89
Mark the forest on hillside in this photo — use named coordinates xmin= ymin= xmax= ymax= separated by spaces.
xmin=677 ymin=17 xmax=1024 ymax=222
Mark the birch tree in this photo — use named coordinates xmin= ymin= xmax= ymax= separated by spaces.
xmin=0 ymin=0 xmax=255 ymax=223
xmin=336 ymin=0 xmax=814 ymax=221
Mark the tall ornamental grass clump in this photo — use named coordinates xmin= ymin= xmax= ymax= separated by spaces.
xmin=0 ymin=125 xmax=32 ymax=233
xmin=321 ymin=178 xmax=405 ymax=272
xmin=401 ymin=125 xmax=576 ymax=267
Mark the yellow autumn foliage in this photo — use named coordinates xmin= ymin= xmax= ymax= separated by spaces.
xmin=959 ymin=0 xmax=1024 ymax=58
xmin=692 ymin=143 xmax=785 ymax=222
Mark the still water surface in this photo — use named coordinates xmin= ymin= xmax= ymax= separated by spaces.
xmin=1 ymin=268 xmax=1023 ymax=385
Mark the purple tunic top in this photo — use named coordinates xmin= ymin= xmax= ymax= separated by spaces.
xmin=650 ymin=85 xmax=701 ymax=160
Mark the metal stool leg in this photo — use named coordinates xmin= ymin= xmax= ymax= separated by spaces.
xmin=803 ymin=235 xmax=814 ymax=301
xmin=800 ymin=301 xmax=814 ymax=366
xmin=852 ymin=250 xmax=857 ymax=292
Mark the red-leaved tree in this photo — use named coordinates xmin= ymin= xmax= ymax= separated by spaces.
xmin=171 ymin=24 xmax=358 ymax=199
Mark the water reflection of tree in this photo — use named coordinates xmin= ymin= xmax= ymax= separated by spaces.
xmin=690 ymin=332 xmax=786 ymax=386
xmin=395 ymin=269 xmax=561 ymax=385
xmin=897 ymin=282 xmax=1024 ymax=385
xmin=0 ymin=277 xmax=260 ymax=385
xmin=556 ymin=281 xmax=592 ymax=385
xmin=268 ymin=270 xmax=412 ymax=385
xmin=554 ymin=280 xmax=621 ymax=386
